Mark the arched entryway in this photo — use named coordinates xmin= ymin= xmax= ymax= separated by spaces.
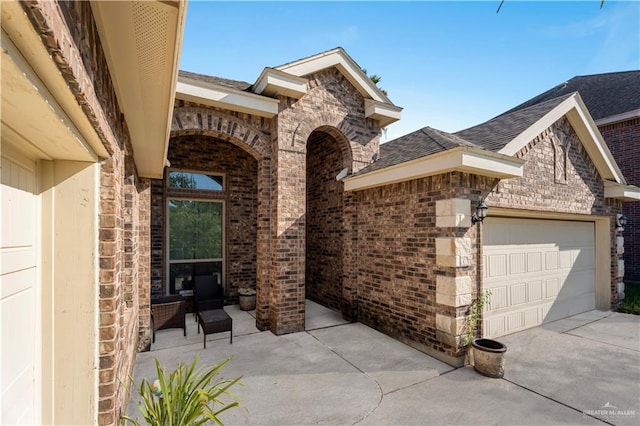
xmin=305 ymin=126 xmax=352 ymax=314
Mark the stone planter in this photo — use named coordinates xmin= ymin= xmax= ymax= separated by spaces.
xmin=238 ymin=294 xmax=256 ymax=311
xmin=471 ymin=338 xmax=507 ymax=378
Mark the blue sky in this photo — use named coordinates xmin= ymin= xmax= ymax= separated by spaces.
xmin=180 ymin=1 xmax=640 ymax=142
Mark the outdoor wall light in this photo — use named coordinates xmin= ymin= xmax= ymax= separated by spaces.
xmin=616 ymin=213 xmax=627 ymax=229
xmin=471 ymin=200 xmax=488 ymax=225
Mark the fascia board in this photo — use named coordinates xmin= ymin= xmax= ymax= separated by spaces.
xmin=566 ymin=94 xmax=625 ymax=184
xmin=604 ymin=181 xmax=640 ymax=201
xmin=499 ymin=95 xmax=577 ymax=157
xmin=176 ymin=81 xmax=278 ymax=118
xmin=499 ymin=93 xmax=625 ymax=185
xmin=276 ymin=48 xmax=389 ymax=103
xmin=365 ymin=99 xmax=402 ymax=127
xmin=595 ymin=109 xmax=640 ymax=126
xmin=254 ymin=68 xmax=307 ymax=98
xmin=344 ymin=147 xmax=524 ymax=192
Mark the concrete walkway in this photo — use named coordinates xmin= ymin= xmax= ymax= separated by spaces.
xmin=127 ymin=302 xmax=640 ymax=425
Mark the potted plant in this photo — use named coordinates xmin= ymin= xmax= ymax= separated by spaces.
xmin=238 ymin=287 xmax=256 ymax=311
xmin=463 ymin=290 xmax=507 ymax=378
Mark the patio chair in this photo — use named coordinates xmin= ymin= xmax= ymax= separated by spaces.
xmin=194 ymin=274 xmax=223 ymax=321
xmin=151 ymin=295 xmax=186 ymax=343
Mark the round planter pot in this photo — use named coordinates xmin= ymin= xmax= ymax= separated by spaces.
xmin=239 ymin=294 xmax=256 ymax=311
xmin=471 ymin=338 xmax=507 ymax=378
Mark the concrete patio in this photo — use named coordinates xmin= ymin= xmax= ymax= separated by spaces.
xmin=127 ymin=301 xmax=640 ymax=425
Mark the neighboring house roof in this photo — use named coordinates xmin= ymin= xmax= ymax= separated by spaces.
xmin=500 ymin=71 xmax=640 ymax=122
xmin=455 ymin=94 xmax=572 ymax=152
xmin=178 ymin=70 xmax=252 ymax=91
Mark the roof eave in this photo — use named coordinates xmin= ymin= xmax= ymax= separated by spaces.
xmin=365 ymin=99 xmax=402 ymax=127
xmin=175 ymin=80 xmax=279 ymax=118
xmin=604 ymin=181 xmax=640 ymax=202
xmin=344 ymin=147 xmax=524 ymax=192
xmin=253 ymin=68 xmax=308 ymax=99
xmin=91 ymin=0 xmax=188 ymax=179
xmin=595 ymin=109 xmax=640 ymax=126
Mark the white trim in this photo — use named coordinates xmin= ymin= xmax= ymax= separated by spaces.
xmin=276 ymin=47 xmax=393 ymax=104
xmin=344 ymin=147 xmax=524 ymax=192
xmin=364 ymin=99 xmax=402 ymax=127
xmin=253 ymin=68 xmax=308 ymax=99
xmin=595 ymin=109 xmax=640 ymax=126
xmin=499 ymin=93 xmax=626 ymax=184
xmin=604 ymin=181 xmax=640 ymax=201
xmin=176 ymin=80 xmax=278 ymax=118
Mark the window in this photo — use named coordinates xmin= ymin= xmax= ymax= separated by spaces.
xmin=167 ymin=199 xmax=223 ymax=294
xmin=168 ymin=170 xmax=223 ymax=192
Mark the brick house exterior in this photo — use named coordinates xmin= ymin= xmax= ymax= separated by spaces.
xmin=151 ymin=49 xmax=638 ymax=367
xmin=2 ymin=1 xmax=637 ymax=423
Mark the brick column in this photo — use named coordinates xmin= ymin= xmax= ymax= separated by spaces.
xmin=268 ymin=149 xmax=306 ymax=334
xmin=341 ymin=191 xmax=358 ymax=321
xmin=256 ymin=159 xmax=272 ymax=330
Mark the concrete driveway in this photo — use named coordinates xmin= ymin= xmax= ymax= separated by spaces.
xmin=127 ymin=303 xmax=639 ymax=425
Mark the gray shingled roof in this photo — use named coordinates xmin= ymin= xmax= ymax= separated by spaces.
xmin=178 ymin=70 xmax=253 ymax=91
xmin=454 ymin=94 xmax=572 ymax=152
xmin=500 ymin=71 xmax=640 ymax=121
xmin=354 ymin=127 xmax=478 ymax=175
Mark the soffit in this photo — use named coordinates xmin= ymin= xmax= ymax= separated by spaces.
xmin=91 ymin=0 xmax=187 ymax=178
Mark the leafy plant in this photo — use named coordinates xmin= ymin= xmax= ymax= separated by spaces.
xmin=238 ymin=288 xmax=256 ymax=296
xmin=618 ymin=282 xmax=640 ymax=315
xmin=121 ymin=356 xmax=241 ymax=426
xmin=462 ymin=290 xmax=492 ymax=347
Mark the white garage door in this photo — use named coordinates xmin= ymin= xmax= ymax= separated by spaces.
xmin=483 ymin=217 xmax=595 ymax=338
xmin=1 ymin=152 xmax=38 ymax=424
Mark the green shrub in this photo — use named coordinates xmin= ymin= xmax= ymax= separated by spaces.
xmin=121 ymin=356 xmax=241 ymax=426
xmin=463 ymin=290 xmax=492 ymax=347
xmin=618 ymin=282 xmax=640 ymax=315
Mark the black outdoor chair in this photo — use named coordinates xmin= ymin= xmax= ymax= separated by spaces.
xmin=193 ymin=274 xmax=223 ymax=321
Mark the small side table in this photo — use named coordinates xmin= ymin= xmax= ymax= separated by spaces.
xmin=197 ymin=309 xmax=232 ymax=348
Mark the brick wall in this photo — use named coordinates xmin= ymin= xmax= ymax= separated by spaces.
xmin=306 ymin=130 xmax=346 ymax=311
xmin=23 ymin=2 xmax=149 ymax=424
xmin=600 ymin=118 xmax=640 ymax=281
xmin=150 ymin=135 xmax=259 ymax=299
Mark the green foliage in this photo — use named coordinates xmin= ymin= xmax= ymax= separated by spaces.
xmin=168 ymin=200 xmax=222 ymax=260
xmin=121 ymin=356 xmax=241 ymax=426
xmin=463 ymin=290 xmax=492 ymax=347
xmin=618 ymin=282 xmax=640 ymax=315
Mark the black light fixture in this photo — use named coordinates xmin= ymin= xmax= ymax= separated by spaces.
xmin=472 ymin=200 xmax=488 ymax=225
xmin=616 ymin=213 xmax=628 ymax=229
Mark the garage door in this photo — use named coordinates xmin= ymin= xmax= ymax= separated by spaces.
xmin=1 ymin=152 xmax=38 ymax=424
xmin=482 ymin=217 xmax=595 ymax=338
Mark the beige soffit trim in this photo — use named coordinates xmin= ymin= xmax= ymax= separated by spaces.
xmin=365 ymin=99 xmax=402 ymax=127
xmin=275 ymin=48 xmax=404 ymax=127
xmin=595 ymin=109 xmax=640 ymax=126
xmin=91 ymin=0 xmax=187 ymax=179
xmin=499 ymin=93 xmax=626 ymax=184
xmin=344 ymin=147 xmax=524 ymax=192
xmin=1 ymin=29 xmax=97 ymax=162
xmin=604 ymin=181 xmax=640 ymax=201
xmin=1 ymin=0 xmax=107 ymax=159
xmin=175 ymin=79 xmax=279 ymax=118
xmin=253 ymin=68 xmax=308 ymax=99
